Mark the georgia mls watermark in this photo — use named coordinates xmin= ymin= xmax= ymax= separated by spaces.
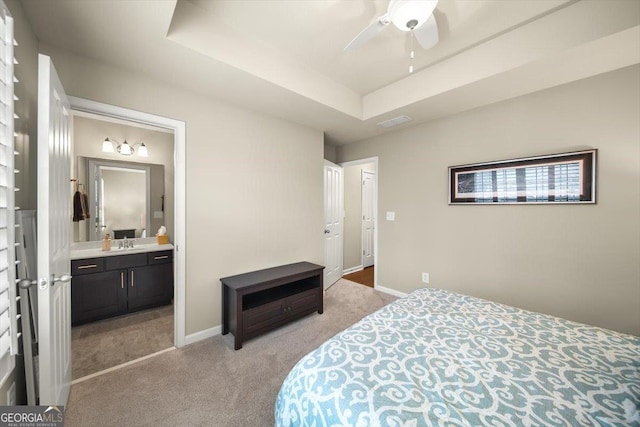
xmin=0 ymin=406 xmax=64 ymax=427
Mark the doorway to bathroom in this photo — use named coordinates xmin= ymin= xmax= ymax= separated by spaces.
xmin=69 ymin=109 xmax=177 ymax=381
xmin=341 ymin=157 xmax=378 ymax=289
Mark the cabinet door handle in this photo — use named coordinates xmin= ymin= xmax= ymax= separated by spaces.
xmin=77 ymin=264 xmax=97 ymax=270
xmin=154 ymin=255 xmax=169 ymax=260
xmin=120 ymin=271 xmax=124 ymax=289
xmin=131 ymin=270 xmax=134 ymax=287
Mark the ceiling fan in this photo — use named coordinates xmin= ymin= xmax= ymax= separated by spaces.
xmin=344 ymin=0 xmax=439 ymax=52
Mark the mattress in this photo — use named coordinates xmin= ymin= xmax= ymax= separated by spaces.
xmin=275 ymin=288 xmax=640 ymax=426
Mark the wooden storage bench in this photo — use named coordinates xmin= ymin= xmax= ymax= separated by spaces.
xmin=221 ymin=262 xmax=324 ymax=350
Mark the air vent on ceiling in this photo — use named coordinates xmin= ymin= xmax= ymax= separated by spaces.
xmin=377 ymin=115 xmax=413 ymax=129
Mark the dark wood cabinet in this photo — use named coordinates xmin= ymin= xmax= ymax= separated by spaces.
xmin=128 ymin=263 xmax=174 ymax=310
xmin=71 ymin=250 xmax=173 ymax=325
xmin=221 ymin=262 xmax=324 ymax=350
xmin=71 ymin=270 xmax=127 ymax=324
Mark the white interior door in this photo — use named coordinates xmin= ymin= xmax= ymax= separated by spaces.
xmin=37 ymin=54 xmax=72 ymax=406
xmin=362 ymin=170 xmax=375 ymax=268
xmin=323 ymin=161 xmax=343 ymax=288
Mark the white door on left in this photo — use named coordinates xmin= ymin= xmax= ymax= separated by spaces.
xmin=37 ymin=54 xmax=72 ymax=406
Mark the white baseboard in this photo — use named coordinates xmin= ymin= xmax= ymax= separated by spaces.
xmin=343 ymin=265 xmax=363 ymax=275
xmin=375 ymin=285 xmax=407 ymax=298
xmin=185 ymin=325 xmax=222 ymax=345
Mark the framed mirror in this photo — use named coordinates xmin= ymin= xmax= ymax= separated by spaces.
xmin=88 ymin=159 xmax=151 ymax=240
xmin=74 ymin=156 xmax=165 ymax=242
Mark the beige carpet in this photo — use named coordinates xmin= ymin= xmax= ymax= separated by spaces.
xmin=72 ymin=305 xmax=174 ymax=379
xmin=65 ymin=279 xmax=396 ymax=426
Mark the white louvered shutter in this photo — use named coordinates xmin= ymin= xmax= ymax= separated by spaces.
xmin=0 ymin=1 xmax=16 ymax=383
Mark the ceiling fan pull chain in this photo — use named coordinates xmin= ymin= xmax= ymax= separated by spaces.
xmin=409 ymin=31 xmax=415 ymax=73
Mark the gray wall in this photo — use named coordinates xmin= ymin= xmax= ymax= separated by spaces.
xmin=324 ymin=144 xmax=337 ymax=163
xmin=338 ymin=65 xmax=640 ymax=336
xmin=343 ymin=162 xmax=375 ymax=271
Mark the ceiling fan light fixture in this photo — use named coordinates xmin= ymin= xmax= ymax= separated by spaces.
xmin=344 ymin=0 xmax=439 ymax=52
xmin=390 ymin=0 xmax=438 ymax=32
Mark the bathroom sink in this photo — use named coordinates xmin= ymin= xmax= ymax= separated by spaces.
xmin=70 ymin=242 xmax=174 ymax=260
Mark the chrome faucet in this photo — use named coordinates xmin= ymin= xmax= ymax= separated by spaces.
xmin=118 ymin=237 xmax=135 ymax=249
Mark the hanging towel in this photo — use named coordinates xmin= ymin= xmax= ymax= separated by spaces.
xmin=73 ymin=191 xmax=83 ymax=222
xmin=82 ymin=192 xmax=90 ymax=219
xmin=72 ymin=190 xmax=90 ymax=222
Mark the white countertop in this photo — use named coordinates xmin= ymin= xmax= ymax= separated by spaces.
xmin=70 ymin=238 xmax=174 ymax=260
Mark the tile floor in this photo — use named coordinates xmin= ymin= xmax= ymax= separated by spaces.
xmin=71 ymin=305 xmax=174 ymax=380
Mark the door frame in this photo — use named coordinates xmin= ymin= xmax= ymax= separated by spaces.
xmin=69 ymin=96 xmax=187 ymax=348
xmin=340 ymin=157 xmax=378 ymax=288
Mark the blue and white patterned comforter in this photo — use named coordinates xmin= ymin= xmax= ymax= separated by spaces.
xmin=275 ymin=288 xmax=640 ymax=426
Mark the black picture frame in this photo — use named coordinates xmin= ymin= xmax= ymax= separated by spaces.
xmin=448 ymin=149 xmax=597 ymax=204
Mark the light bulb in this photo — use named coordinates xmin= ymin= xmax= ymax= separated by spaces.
xmin=409 ymin=65 xmax=414 ymax=73
xmin=102 ymin=138 xmax=114 ymax=153
xmin=138 ymin=143 xmax=148 ymax=157
xmin=410 ymin=51 xmax=415 ymax=59
xmin=119 ymin=141 xmax=132 ymax=156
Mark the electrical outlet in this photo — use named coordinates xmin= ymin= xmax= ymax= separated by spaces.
xmin=422 ymin=272 xmax=429 ymax=284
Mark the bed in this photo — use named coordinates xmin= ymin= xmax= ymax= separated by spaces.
xmin=275 ymin=288 xmax=640 ymax=426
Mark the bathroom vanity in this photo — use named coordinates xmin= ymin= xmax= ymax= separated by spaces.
xmin=70 ymin=243 xmax=174 ymax=325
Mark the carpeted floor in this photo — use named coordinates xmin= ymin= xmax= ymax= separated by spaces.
xmin=65 ymin=279 xmax=396 ymax=426
xmin=72 ymin=305 xmax=174 ymax=379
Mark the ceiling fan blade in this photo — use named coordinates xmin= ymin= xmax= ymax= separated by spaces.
xmin=344 ymin=16 xmax=389 ymax=51
xmin=413 ymin=14 xmax=438 ymax=50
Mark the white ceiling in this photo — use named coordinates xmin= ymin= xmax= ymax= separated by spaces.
xmin=21 ymin=0 xmax=640 ymax=145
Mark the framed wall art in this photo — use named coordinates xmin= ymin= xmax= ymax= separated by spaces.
xmin=449 ymin=149 xmax=597 ymax=204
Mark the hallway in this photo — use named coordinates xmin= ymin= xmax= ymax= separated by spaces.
xmin=342 ymin=266 xmax=374 ymax=288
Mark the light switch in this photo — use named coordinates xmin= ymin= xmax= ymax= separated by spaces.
xmin=386 ymin=211 xmax=395 ymax=221
xmin=154 ymin=211 xmax=164 ymax=219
